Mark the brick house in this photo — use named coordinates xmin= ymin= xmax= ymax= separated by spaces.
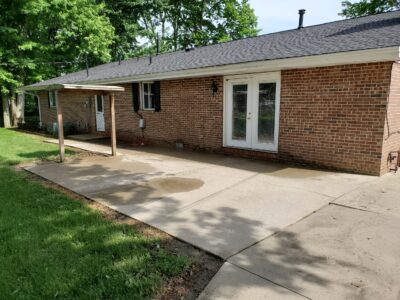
xmin=24 ymin=11 xmax=400 ymax=176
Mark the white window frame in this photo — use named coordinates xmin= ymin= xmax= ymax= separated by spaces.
xmin=49 ymin=91 xmax=57 ymax=108
xmin=223 ymin=72 xmax=281 ymax=153
xmin=141 ymin=82 xmax=155 ymax=110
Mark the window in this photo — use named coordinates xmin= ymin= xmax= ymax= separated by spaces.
xmin=142 ymin=82 xmax=155 ymax=110
xmin=48 ymin=91 xmax=57 ymax=108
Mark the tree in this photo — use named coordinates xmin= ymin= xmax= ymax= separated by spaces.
xmin=0 ymin=0 xmax=114 ymax=127
xmin=104 ymin=0 xmax=260 ymax=58
xmin=1 ymin=0 xmax=260 ymax=126
xmin=340 ymin=0 xmax=400 ymax=18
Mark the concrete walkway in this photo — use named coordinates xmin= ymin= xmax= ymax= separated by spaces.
xmin=201 ymin=173 xmax=400 ymax=299
xmin=26 ymin=140 xmax=400 ymax=299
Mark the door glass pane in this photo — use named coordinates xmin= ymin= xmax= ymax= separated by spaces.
xmin=258 ymin=83 xmax=276 ymax=143
xmin=96 ymin=95 xmax=103 ymax=112
xmin=232 ymin=84 xmax=248 ymax=140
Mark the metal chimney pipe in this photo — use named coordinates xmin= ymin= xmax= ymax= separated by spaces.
xmin=298 ymin=9 xmax=306 ymax=29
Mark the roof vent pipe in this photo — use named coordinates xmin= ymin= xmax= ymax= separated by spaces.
xmin=298 ymin=9 xmax=306 ymax=29
xmin=156 ymin=33 xmax=160 ymax=55
xmin=85 ymin=53 xmax=89 ymax=77
xmin=185 ymin=44 xmax=195 ymax=52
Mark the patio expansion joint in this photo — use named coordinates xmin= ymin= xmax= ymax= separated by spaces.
xmin=329 ymin=202 xmax=380 ymax=214
xmin=226 ymin=262 xmax=312 ymax=300
xmin=225 ymin=176 xmax=379 ymax=261
xmin=328 ymin=176 xmax=377 ymax=205
xmin=225 ymin=201 xmax=332 ymax=261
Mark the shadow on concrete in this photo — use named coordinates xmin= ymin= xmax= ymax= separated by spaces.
xmin=24 ymin=147 xmax=366 ymax=297
xmin=72 ymin=138 xmax=287 ymax=174
xmin=32 ymin=159 xmax=332 ymax=296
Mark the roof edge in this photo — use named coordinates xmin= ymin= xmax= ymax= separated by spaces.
xmin=22 ymin=83 xmax=125 ymax=92
xmin=74 ymin=46 xmax=400 ymax=85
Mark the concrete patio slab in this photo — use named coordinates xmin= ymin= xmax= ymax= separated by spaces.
xmin=45 ymin=138 xmax=115 ymax=155
xmin=334 ymin=172 xmax=400 ymax=217
xmin=144 ymin=174 xmax=333 ymax=258
xmin=25 ymin=155 xmax=159 ymax=195
xmin=264 ymin=167 xmax=375 ymax=198
xmin=26 ymin=141 xmax=378 ymax=260
xmin=198 ymin=263 xmax=306 ymax=300
xmin=27 ymin=141 xmax=400 ymax=299
xmin=104 ymin=165 xmax=258 ymax=221
xmin=229 ymin=204 xmax=400 ymax=299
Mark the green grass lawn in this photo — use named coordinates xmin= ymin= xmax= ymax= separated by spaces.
xmin=0 ymin=128 xmax=74 ymax=166
xmin=0 ymin=129 xmax=188 ymax=299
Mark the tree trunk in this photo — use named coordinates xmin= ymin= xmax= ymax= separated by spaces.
xmin=17 ymin=92 xmax=25 ymax=124
xmin=2 ymin=90 xmax=23 ymax=128
xmin=2 ymin=95 xmax=11 ymax=128
xmin=9 ymin=92 xmax=19 ymax=127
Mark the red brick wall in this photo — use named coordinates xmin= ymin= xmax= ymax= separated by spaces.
xmin=38 ymin=90 xmax=97 ymax=133
xmin=278 ymin=62 xmax=392 ymax=175
xmin=109 ymin=77 xmax=223 ymax=149
xmin=38 ymin=62 xmax=395 ymax=175
xmin=381 ymin=62 xmax=400 ymax=174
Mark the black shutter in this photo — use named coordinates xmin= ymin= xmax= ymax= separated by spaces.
xmin=132 ymin=82 xmax=140 ymax=112
xmin=47 ymin=91 xmax=51 ymax=108
xmin=154 ymin=81 xmax=161 ymax=112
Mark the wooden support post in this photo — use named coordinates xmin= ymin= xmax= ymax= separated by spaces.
xmin=110 ymin=93 xmax=117 ymax=156
xmin=56 ymin=91 xmax=65 ymax=162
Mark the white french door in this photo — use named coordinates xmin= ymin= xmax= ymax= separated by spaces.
xmin=224 ymin=72 xmax=280 ymax=152
xmin=95 ymin=95 xmax=105 ymax=132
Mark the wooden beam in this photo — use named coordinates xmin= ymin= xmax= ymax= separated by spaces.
xmin=110 ymin=93 xmax=117 ymax=156
xmin=56 ymin=92 xmax=65 ymax=162
xmin=23 ymin=84 xmax=125 ymax=92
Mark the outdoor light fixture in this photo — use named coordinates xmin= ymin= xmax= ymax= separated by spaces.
xmin=211 ymin=80 xmax=218 ymax=96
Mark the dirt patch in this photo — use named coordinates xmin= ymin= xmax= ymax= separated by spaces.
xmin=18 ymin=165 xmax=222 ymax=300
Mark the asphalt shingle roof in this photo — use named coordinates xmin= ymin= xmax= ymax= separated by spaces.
xmin=29 ymin=10 xmax=400 ymax=88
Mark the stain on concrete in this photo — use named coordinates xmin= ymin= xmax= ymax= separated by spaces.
xmin=270 ymin=168 xmax=329 ymax=179
xmin=88 ymin=177 xmax=204 ymax=206
xmin=148 ymin=177 xmax=204 ymax=194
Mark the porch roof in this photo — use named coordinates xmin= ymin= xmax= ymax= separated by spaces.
xmin=22 ymin=83 xmax=125 ymax=92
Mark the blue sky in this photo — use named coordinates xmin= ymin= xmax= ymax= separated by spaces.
xmin=248 ymin=0 xmax=346 ymax=34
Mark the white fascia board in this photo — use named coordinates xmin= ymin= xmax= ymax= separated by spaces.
xmin=23 ymin=83 xmax=125 ymax=92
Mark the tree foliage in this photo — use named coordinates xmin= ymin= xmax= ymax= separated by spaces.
xmin=0 ymin=0 xmax=114 ymax=95
xmin=105 ymin=0 xmax=259 ymax=59
xmin=340 ymin=0 xmax=400 ymax=18
xmin=0 ymin=0 xmax=259 ymax=97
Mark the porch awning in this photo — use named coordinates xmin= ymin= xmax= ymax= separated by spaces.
xmin=25 ymin=83 xmax=124 ymax=162
xmin=22 ymin=83 xmax=125 ymax=92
